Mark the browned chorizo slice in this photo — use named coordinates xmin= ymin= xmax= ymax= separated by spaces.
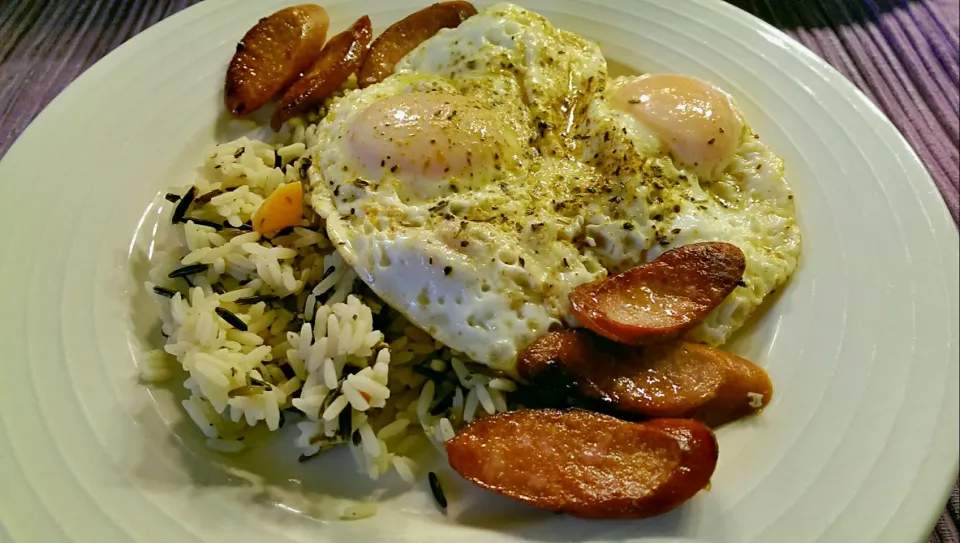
xmin=446 ymin=409 xmax=718 ymax=519
xmin=569 ymin=242 xmax=746 ymax=345
xmin=517 ymin=329 xmax=772 ymax=427
xmin=225 ymin=4 xmax=330 ymax=115
xmin=271 ymin=15 xmax=374 ymax=131
xmin=356 ymin=1 xmax=477 ymax=88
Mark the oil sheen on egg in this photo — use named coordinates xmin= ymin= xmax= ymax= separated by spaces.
xmin=306 ymin=2 xmax=801 ymax=372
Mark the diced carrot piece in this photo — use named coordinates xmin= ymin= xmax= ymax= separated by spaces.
xmin=253 ymin=182 xmax=303 ymax=234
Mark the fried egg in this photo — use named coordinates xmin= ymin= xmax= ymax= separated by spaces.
xmin=306 ymin=3 xmax=800 ymax=372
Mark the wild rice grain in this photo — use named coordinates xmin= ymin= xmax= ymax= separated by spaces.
xmin=235 ymin=295 xmax=279 ymax=305
xmin=428 ymin=472 xmax=447 ymax=508
xmin=430 ymin=388 xmax=455 ymax=416
xmin=171 ymin=186 xmax=197 ymax=223
xmin=298 ymin=157 xmax=312 ymax=180
xmin=339 ymin=405 xmax=352 ymax=437
xmin=164 ymin=192 xmax=181 ymax=203
xmin=152 ymin=286 xmax=177 ymax=298
xmin=215 ymin=307 xmax=248 ymax=331
xmin=194 ymin=189 xmax=224 ymax=205
xmin=168 ymin=263 xmax=209 ymax=278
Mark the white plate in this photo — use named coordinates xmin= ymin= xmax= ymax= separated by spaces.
xmin=0 ymin=1 xmax=957 ymax=541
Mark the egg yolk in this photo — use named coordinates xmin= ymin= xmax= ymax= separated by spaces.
xmin=346 ymin=92 xmax=520 ymax=200
xmin=613 ymin=74 xmax=744 ymax=180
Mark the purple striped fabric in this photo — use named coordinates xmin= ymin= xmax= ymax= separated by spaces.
xmin=0 ymin=0 xmax=957 ymax=540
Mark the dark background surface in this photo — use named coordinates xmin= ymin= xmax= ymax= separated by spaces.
xmin=1 ymin=0 xmax=957 ymax=541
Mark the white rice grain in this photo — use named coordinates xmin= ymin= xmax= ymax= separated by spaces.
xmin=304 ymin=293 xmax=317 ymax=322
xmin=206 ymin=438 xmax=245 ymax=453
xmin=489 ymin=387 xmax=508 ymax=413
xmin=341 ymin=502 xmax=378 ymax=520
xmin=438 ymin=417 xmax=456 ymax=442
xmin=181 ymin=247 xmax=212 ymax=265
xmin=392 ymin=456 xmax=416 ymax=484
xmin=358 ymin=423 xmax=381 ymax=458
xmin=182 ymin=396 xmax=218 ymax=438
xmin=229 ymin=231 xmax=261 ymax=246
xmin=452 ymin=387 xmax=465 ymax=413
xmin=322 ymin=358 xmax=338 ymax=389
xmin=393 ymin=433 xmax=422 ymax=456
xmin=475 ymin=384 xmax=496 ymax=415
xmin=342 ymin=380 xmax=371 ymax=411
xmin=450 ymin=358 xmax=471 ymax=388
xmin=416 ymin=380 xmax=436 ymax=421
xmin=348 ymin=373 xmax=391 ymax=402
xmin=322 ymin=395 xmax=350 ymax=421
xmin=298 ymin=322 xmax=313 ymax=361
xmin=228 ymin=329 xmax=264 ymax=346
xmin=463 ymin=387 xmax=479 ymax=423
xmin=372 ymin=361 xmax=389 ymax=385
xmin=376 ymin=418 xmax=410 ymax=441
xmin=277 ymin=142 xmax=306 ymax=161
xmin=488 ymin=378 xmax=517 ymax=392
xmin=264 ymin=390 xmax=281 ymax=431
xmin=326 ymin=314 xmax=340 ymax=356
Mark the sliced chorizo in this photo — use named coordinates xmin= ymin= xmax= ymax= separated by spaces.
xmin=446 ymin=409 xmax=718 ymax=519
xmin=356 ymin=1 xmax=477 ymax=88
xmin=517 ymin=329 xmax=772 ymax=427
xmin=569 ymin=242 xmax=746 ymax=345
xmin=271 ymin=15 xmax=374 ymax=131
xmin=225 ymin=4 xmax=330 ymax=115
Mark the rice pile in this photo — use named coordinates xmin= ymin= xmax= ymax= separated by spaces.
xmin=142 ymin=133 xmax=516 ymax=512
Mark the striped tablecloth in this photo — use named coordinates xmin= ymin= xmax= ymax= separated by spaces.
xmin=1 ymin=0 xmax=957 ymax=540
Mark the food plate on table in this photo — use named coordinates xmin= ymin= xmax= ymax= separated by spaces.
xmin=0 ymin=1 xmax=956 ymax=542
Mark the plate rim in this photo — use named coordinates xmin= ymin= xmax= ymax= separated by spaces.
xmin=0 ymin=1 xmax=956 ymax=541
